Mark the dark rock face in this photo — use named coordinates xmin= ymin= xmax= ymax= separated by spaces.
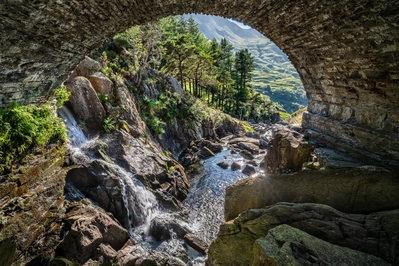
xmin=1 ymin=1 xmax=398 ymax=165
xmin=66 ymin=161 xmax=128 ymax=227
xmin=0 ymin=145 xmax=67 ymax=266
xmin=207 ymin=202 xmax=398 ymax=266
xmin=55 ymin=203 xmax=130 ymax=264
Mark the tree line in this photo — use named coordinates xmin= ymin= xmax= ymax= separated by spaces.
xmin=94 ymin=15 xmax=280 ymax=122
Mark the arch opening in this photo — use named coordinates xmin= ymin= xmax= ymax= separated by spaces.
xmin=1 ymin=0 xmax=399 ymax=166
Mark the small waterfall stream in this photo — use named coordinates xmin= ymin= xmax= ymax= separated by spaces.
xmin=59 ymin=106 xmax=250 ymax=265
xmin=58 ymin=106 xmax=88 ymax=147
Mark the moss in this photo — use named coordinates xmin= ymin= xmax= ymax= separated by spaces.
xmin=279 ymin=111 xmax=291 ymax=122
xmin=242 ymin=121 xmax=255 ymax=132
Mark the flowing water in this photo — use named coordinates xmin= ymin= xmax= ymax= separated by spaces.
xmin=60 ymin=106 xmax=251 ymax=265
xmin=183 ymin=150 xmax=246 ymax=244
xmin=58 ymin=106 xmax=88 ymax=147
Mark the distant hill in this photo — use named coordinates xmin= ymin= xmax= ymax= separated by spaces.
xmin=186 ymin=14 xmax=307 ymax=113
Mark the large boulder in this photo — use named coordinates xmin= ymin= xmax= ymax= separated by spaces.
xmin=75 ymin=56 xmax=102 ymax=78
xmin=263 ymin=126 xmax=314 ymax=174
xmin=224 ymin=168 xmax=399 ymax=221
xmin=207 ymin=202 xmax=398 ymax=266
xmin=88 ymin=71 xmax=114 ymax=97
xmin=65 ymin=76 xmax=106 ymax=135
xmin=251 ymin=224 xmax=389 ymax=266
xmin=149 ymin=216 xmax=190 ymax=241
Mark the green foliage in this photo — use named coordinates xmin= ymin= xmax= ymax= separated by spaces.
xmin=242 ymin=121 xmax=254 ymax=133
xmin=97 ymin=93 xmax=109 ymax=103
xmin=144 ymin=116 xmax=166 ymax=135
xmin=0 ymin=103 xmax=67 ymax=175
xmin=55 ymin=85 xmax=71 ymax=108
xmin=279 ymin=111 xmax=291 ymax=122
xmin=103 ymin=117 xmax=116 ymax=133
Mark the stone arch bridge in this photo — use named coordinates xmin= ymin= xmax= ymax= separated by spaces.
xmin=1 ymin=0 xmax=399 ymax=168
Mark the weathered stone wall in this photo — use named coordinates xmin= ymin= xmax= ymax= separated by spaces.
xmin=1 ymin=0 xmax=398 ymax=163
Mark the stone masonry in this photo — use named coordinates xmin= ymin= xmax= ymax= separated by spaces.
xmin=0 ymin=0 xmax=398 ymax=166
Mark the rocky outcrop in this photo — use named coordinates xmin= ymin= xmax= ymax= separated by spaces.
xmin=65 ymin=76 xmax=106 ymax=135
xmin=263 ymin=126 xmax=314 ymax=174
xmin=0 ymin=144 xmax=66 ymax=266
xmin=207 ymin=202 xmax=398 ymax=265
xmin=66 ymin=160 xmax=128 ymax=227
xmin=224 ymin=168 xmax=399 ymax=221
xmin=251 ymin=224 xmax=389 ymax=266
xmin=55 ymin=203 xmax=130 ymax=264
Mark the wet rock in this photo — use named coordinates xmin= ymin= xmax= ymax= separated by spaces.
xmin=216 ymin=162 xmax=229 ymax=169
xmin=84 ymin=130 xmax=189 ymax=202
xmin=65 ymin=76 xmax=106 ymax=135
xmin=184 ymin=234 xmax=208 ymax=254
xmin=75 ymin=56 xmax=102 ymax=78
xmin=248 ymin=160 xmax=258 ymax=167
xmin=149 ymin=216 xmax=189 ymax=241
xmin=263 ymin=126 xmax=314 ymax=174
xmin=201 ymin=140 xmax=223 ymax=154
xmin=157 ymin=240 xmax=193 ymax=266
xmin=115 ymin=242 xmax=185 ymax=266
xmin=208 ymin=202 xmax=398 ymax=266
xmin=239 ymin=150 xmax=254 ymax=160
xmin=88 ymin=72 xmax=114 ymax=98
xmin=55 ymin=203 xmax=130 ymax=264
xmin=228 ymin=136 xmax=261 ymax=147
xmin=65 ymin=160 xmax=127 ymax=227
xmin=259 ymin=139 xmax=268 ymax=149
xmin=199 ymin=146 xmax=216 ymax=159
xmin=238 ymin=142 xmax=259 ymax=154
xmin=231 ymin=162 xmax=241 ymax=171
xmin=242 ymin=165 xmax=256 ymax=176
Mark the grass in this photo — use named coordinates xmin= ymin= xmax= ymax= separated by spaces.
xmin=279 ymin=111 xmax=291 ymax=122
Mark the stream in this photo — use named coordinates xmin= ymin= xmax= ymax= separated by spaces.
xmin=59 ymin=106 xmax=251 ymax=265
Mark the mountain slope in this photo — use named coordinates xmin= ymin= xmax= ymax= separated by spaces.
xmin=186 ymin=14 xmax=307 ymax=113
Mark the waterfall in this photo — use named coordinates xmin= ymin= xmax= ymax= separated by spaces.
xmin=109 ymin=162 xmax=160 ymax=234
xmin=58 ymin=106 xmax=88 ymax=147
xmin=59 ymin=105 xmax=159 ymax=236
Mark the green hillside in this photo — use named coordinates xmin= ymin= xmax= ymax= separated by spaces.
xmin=187 ymin=14 xmax=307 ymax=113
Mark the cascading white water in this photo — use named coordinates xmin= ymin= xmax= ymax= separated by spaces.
xmin=108 ymin=162 xmax=160 ymax=235
xmin=58 ymin=106 xmax=88 ymax=147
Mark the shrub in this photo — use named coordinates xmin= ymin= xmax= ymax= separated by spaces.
xmin=55 ymin=85 xmax=71 ymax=108
xmin=0 ymin=103 xmax=67 ymax=174
xmin=103 ymin=117 xmax=117 ymax=133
